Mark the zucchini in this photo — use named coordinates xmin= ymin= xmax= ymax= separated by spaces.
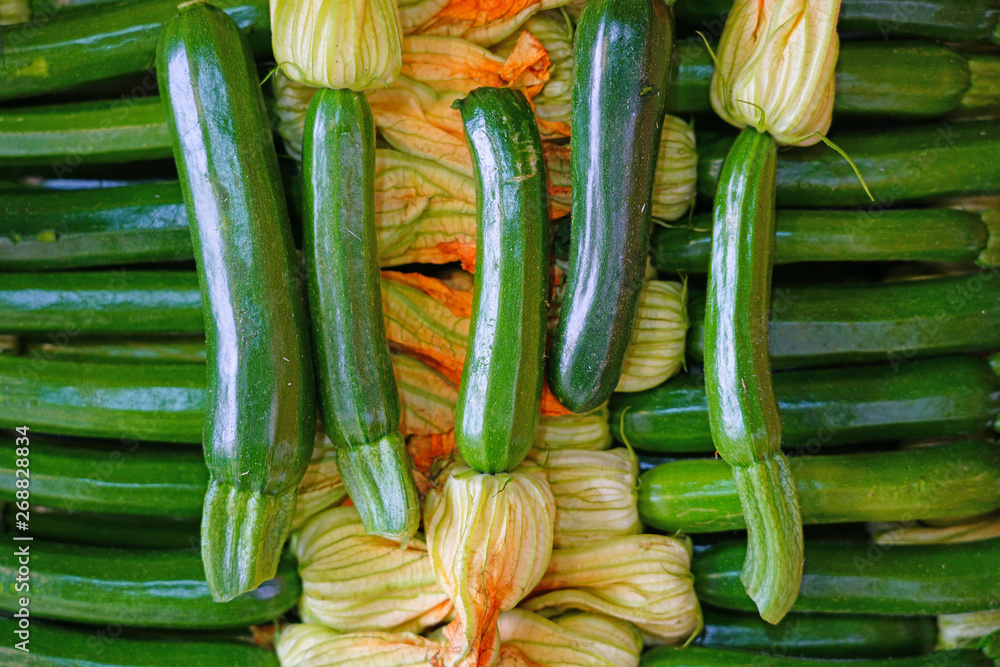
xmin=303 ymin=88 xmax=419 ymax=541
xmin=698 ymin=120 xmax=1000 ymax=208
xmin=611 ymin=355 xmax=1000 ymax=454
xmin=0 ymin=539 xmax=300 ymax=629
xmin=642 ymin=646 xmax=991 ymax=667
xmin=23 ymin=335 xmax=206 ymax=364
xmin=0 ymin=438 xmax=207 ymax=517
xmin=674 ymin=0 xmax=1000 ymax=44
xmin=697 ymin=608 xmax=937 ymax=659
xmin=453 ymin=87 xmax=549 ymax=473
xmin=158 ymin=1 xmax=315 ymax=601
xmin=651 ymin=208 xmax=1000 ymax=273
xmin=692 ymin=538 xmax=1000 ymax=616
xmin=3 ymin=505 xmax=200 ymax=549
xmin=686 ymin=274 xmax=1000 ymax=370
xmin=0 ymin=616 xmax=279 ymax=667
xmin=639 ymin=440 xmax=1000 ymax=533
xmin=0 ymin=0 xmax=270 ymax=101
xmin=548 ymin=0 xmax=673 ymax=413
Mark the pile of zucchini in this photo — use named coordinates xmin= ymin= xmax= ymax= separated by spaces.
xmin=2 ymin=0 xmax=1000 ymax=664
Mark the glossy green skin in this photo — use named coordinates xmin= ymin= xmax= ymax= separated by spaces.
xmin=697 ymin=609 xmax=936 ymax=659
xmin=698 ymin=120 xmax=1000 ymax=208
xmin=0 ymin=539 xmax=300 ymax=629
xmin=639 ymin=440 xmax=1000 ymax=533
xmin=610 ymin=356 xmax=1000 ymax=454
xmin=548 ymin=0 xmax=672 ymax=413
xmin=674 ymin=0 xmax=1000 ymax=44
xmin=642 ymin=646 xmax=990 ymax=667
xmin=3 ymin=506 xmax=201 ymax=550
xmin=686 ymin=274 xmax=1000 ymax=370
xmin=23 ymin=335 xmax=207 ymax=364
xmin=651 ymin=208 xmax=990 ymax=273
xmin=455 ymin=88 xmax=549 ymax=474
xmin=693 ymin=539 xmax=1000 ymax=616
xmin=0 ymin=439 xmax=206 ymax=517
xmin=670 ymin=41 xmax=972 ymax=117
xmin=0 ymin=356 xmax=204 ymax=443
xmin=0 ymin=616 xmax=279 ymax=667
xmin=0 ymin=272 xmax=202 ymax=334
xmin=0 ymin=0 xmax=270 ymax=102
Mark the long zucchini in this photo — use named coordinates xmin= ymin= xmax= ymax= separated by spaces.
xmin=686 ymin=275 xmax=1000 ymax=370
xmin=23 ymin=335 xmax=206 ymax=364
xmin=651 ymin=208 xmax=1000 ymax=272
xmin=639 ymin=440 xmax=1000 ymax=533
xmin=548 ymin=0 xmax=673 ymax=413
xmin=453 ymin=87 xmax=549 ymax=473
xmin=698 ymin=120 xmax=1000 ymax=208
xmin=0 ymin=539 xmax=300 ymax=628
xmin=3 ymin=505 xmax=201 ymax=549
xmin=611 ymin=355 xmax=1000 ymax=454
xmin=642 ymin=646 xmax=991 ymax=667
xmin=693 ymin=539 xmax=1000 ymax=616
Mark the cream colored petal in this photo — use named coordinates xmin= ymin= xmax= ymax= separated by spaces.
xmin=498 ymin=610 xmax=642 ymax=667
xmin=293 ymin=431 xmax=348 ymax=530
xmin=534 ymin=405 xmax=612 ymax=452
xmin=616 ymin=281 xmax=688 ymax=393
xmin=277 ymin=623 xmax=446 ymax=667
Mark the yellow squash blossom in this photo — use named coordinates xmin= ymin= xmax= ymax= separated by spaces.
xmin=277 ymin=623 xmax=446 ymax=667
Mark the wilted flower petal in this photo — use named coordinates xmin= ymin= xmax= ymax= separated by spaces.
xmin=652 ymin=116 xmax=698 ymax=222
xmin=277 ymin=623 xmax=446 ymax=667
xmin=498 ymin=610 xmax=642 ymax=667
xmin=534 ymin=405 xmax=612 ymax=452
xmin=870 ymin=513 xmax=1000 ymax=546
xmin=294 ymin=431 xmax=348 ymax=530
xmin=398 ymin=0 xmax=570 ymax=46
xmin=616 ymin=281 xmax=688 ymax=393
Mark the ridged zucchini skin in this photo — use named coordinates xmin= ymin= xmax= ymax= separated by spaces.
xmin=0 ymin=439 xmax=206 ymax=517
xmin=698 ymin=120 xmax=1000 ymax=208
xmin=611 ymin=356 xmax=1000 ymax=454
xmin=697 ymin=609 xmax=937 ymax=659
xmin=3 ymin=505 xmax=201 ymax=549
xmin=453 ymin=88 xmax=549 ymax=473
xmin=639 ymin=440 xmax=1000 ymax=533
xmin=0 ymin=616 xmax=279 ymax=667
xmin=548 ymin=0 xmax=673 ymax=413
xmin=693 ymin=539 xmax=1000 ymax=616
xmin=0 ymin=0 xmax=270 ymax=102
xmin=686 ymin=274 xmax=1000 ymax=370
xmin=303 ymin=89 xmax=419 ymax=541
xmin=642 ymin=646 xmax=991 ymax=667
xmin=651 ymin=208 xmax=995 ymax=273
xmin=158 ymin=1 xmax=314 ymax=601
xmin=0 ymin=539 xmax=300 ymax=629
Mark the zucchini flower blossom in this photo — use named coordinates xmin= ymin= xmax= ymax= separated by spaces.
xmin=497 ymin=610 xmax=642 ymax=667
xmin=277 ymin=623 xmax=446 ymax=667
xmin=710 ymin=0 xmax=840 ymax=146
xmin=938 ymin=610 xmax=1000 ymax=650
xmin=616 ymin=281 xmax=688 ymax=393
xmin=293 ymin=431 xmax=348 ymax=530
xmin=534 ymin=405 xmax=612 ymax=452
xmin=425 ymin=462 xmax=555 ymax=666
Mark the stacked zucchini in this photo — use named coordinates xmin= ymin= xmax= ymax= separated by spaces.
xmin=1 ymin=0 xmax=1000 ymax=665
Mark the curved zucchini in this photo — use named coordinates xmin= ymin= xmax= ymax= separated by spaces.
xmin=642 ymin=646 xmax=991 ymax=667
xmin=3 ymin=505 xmax=201 ymax=550
xmin=453 ymin=87 xmax=549 ymax=474
xmin=303 ymin=88 xmax=419 ymax=542
xmin=693 ymin=538 xmax=1000 ymax=616
xmin=611 ymin=355 xmax=1000 ymax=454
xmin=0 ymin=539 xmax=300 ymax=629
xmin=547 ymin=0 xmax=673 ymax=413
xmin=639 ymin=440 xmax=1000 ymax=533
xmin=157 ymin=1 xmax=315 ymax=601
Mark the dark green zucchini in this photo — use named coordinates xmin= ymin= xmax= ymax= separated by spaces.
xmin=303 ymin=88 xmax=419 ymax=541
xmin=698 ymin=120 xmax=1000 ymax=208
xmin=3 ymin=505 xmax=200 ymax=549
xmin=0 ymin=539 xmax=299 ymax=629
xmin=23 ymin=335 xmax=206 ymax=364
xmin=642 ymin=646 xmax=990 ymax=667
xmin=697 ymin=608 xmax=937 ymax=659
xmin=651 ymin=208 xmax=1000 ymax=272
xmin=0 ymin=356 xmax=204 ymax=443
xmin=453 ymin=88 xmax=549 ymax=473
xmin=547 ymin=0 xmax=673 ymax=413
xmin=0 ymin=0 xmax=270 ymax=101
xmin=639 ymin=440 xmax=1000 ymax=533
xmin=693 ymin=538 xmax=1000 ymax=616
xmin=158 ymin=1 xmax=314 ymax=601
xmin=685 ymin=274 xmax=1000 ymax=370
xmin=611 ymin=355 xmax=1000 ymax=454
xmin=0 ymin=438 xmax=206 ymax=517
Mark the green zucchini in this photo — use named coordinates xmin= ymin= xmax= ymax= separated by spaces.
xmin=548 ymin=0 xmax=673 ymax=413
xmin=651 ymin=208 xmax=1000 ymax=272
xmin=23 ymin=335 xmax=206 ymax=364
xmin=639 ymin=440 xmax=1000 ymax=533
xmin=0 ymin=438 xmax=207 ymax=517
xmin=0 ymin=0 xmax=270 ymax=102
xmin=698 ymin=120 xmax=1000 ymax=208
xmin=303 ymin=88 xmax=419 ymax=541
xmin=0 ymin=538 xmax=299 ymax=629
xmin=642 ymin=646 xmax=991 ymax=667
xmin=453 ymin=87 xmax=549 ymax=473
xmin=158 ymin=1 xmax=314 ymax=601
xmin=3 ymin=505 xmax=200 ymax=549
xmin=685 ymin=274 xmax=1000 ymax=370
xmin=693 ymin=539 xmax=1000 ymax=616
xmin=611 ymin=355 xmax=1000 ymax=454
xmin=697 ymin=608 xmax=937 ymax=659
xmin=674 ymin=0 xmax=1000 ymax=44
